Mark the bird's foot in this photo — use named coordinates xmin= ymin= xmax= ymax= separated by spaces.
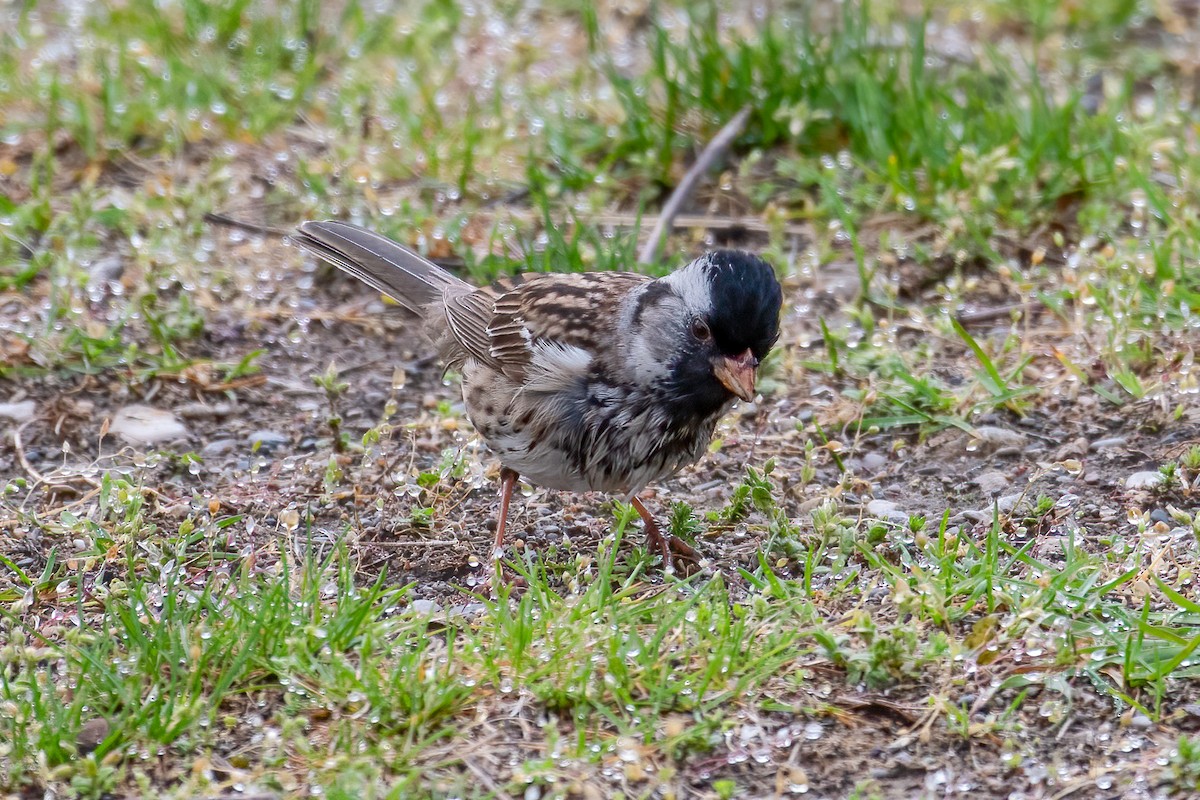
xmin=666 ymin=534 xmax=702 ymax=576
xmin=667 ymin=534 xmax=700 ymax=563
xmin=630 ymin=496 xmax=705 ymax=577
xmin=479 ymin=551 xmax=527 ymax=595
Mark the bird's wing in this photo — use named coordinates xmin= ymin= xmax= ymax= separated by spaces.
xmin=439 ymin=289 xmax=498 ymax=368
xmin=472 ymin=272 xmax=652 ymax=381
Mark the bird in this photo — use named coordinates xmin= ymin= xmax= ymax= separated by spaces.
xmin=293 ymin=220 xmax=783 ymax=572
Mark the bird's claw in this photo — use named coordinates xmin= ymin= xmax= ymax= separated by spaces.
xmin=666 ymin=535 xmax=701 ymax=575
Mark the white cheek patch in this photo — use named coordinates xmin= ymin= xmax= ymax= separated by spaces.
xmin=627 ymin=337 xmax=663 ymax=386
xmin=622 ymin=259 xmax=713 ymax=386
xmin=626 ymin=295 xmax=686 ymax=386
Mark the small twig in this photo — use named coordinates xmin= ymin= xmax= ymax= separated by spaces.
xmin=462 ymin=758 xmax=505 ymax=797
xmin=955 ymin=301 xmax=1044 ymax=325
xmin=481 ymin=185 xmax=531 ymax=209
xmin=639 ymin=105 xmax=753 ymax=265
xmin=39 ymin=487 xmax=103 ymax=518
xmin=370 ymin=539 xmax=461 ymax=548
xmin=12 ymin=423 xmax=47 ymax=486
xmin=202 ymin=212 xmax=290 ymax=238
xmin=592 ymin=212 xmax=809 ymax=238
xmin=834 ymin=694 xmax=922 ymax=724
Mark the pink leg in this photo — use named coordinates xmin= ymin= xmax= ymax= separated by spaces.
xmin=630 ymin=497 xmax=700 ymax=573
xmin=494 ymin=467 xmax=519 ymax=556
xmin=630 ymin=496 xmax=672 ymax=571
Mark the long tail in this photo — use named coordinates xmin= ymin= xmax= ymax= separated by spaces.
xmin=292 ymin=220 xmax=470 ymax=314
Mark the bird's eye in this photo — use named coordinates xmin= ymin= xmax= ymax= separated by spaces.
xmin=690 ymin=318 xmax=711 ymax=341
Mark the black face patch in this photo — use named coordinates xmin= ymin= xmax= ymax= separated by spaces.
xmin=703 ymin=250 xmax=782 ymax=360
xmin=661 ymin=350 xmax=734 ymax=420
xmin=654 ymin=251 xmax=783 ymax=420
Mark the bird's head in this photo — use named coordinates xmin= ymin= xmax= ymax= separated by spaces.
xmin=627 ymin=250 xmax=783 ymax=418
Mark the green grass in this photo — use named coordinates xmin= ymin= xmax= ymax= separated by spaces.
xmin=5 ymin=462 xmax=1199 ymax=795
xmin=0 ymin=476 xmax=814 ymax=796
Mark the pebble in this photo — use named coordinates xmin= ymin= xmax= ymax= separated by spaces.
xmin=247 ymin=429 xmax=289 ymax=451
xmin=971 ymin=426 xmax=1028 ymax=449
xmin=1125 ymin=471 xmax=1164 ymax=490
xmin=1149 ymin=509 xmax=1173 ymax=526
xmin=1091 ymin=436 xmax=1128 ymax=451
xmin=410 ymin=599 xmax=440 ymax=615
xmin=201 ymin=439 xmax=238 ymax=457
xmin=447 ymin=603 xmax=487 ymax=619
xmin=86 ymin=255 xmax=124 ymax=293
xmin=1129 ymin=714 xmax=1153 ymax=729
xmin=0 ymin=400 xmax=35 ymax=422
xmin=76 ymin=717 xmax=110 ymax=754
xmin=1053 ymin=437 xmax=1090 ymax=461
xmin=866 ymin=499 xmax=909 ymax=524
xmin=995 ymin=493 xmax=1029 ymax=513
xmin=972 ymin=471 xmax=1010 ymax=496
xmin=861 ymin=452 xmax=888 ymax=472
xmin=110 ymin=405 xmax=189 ymax=444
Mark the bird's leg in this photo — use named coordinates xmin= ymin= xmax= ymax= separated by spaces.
xmin=483 ymin=467 xmax=529 ymax=591
xmin=494 ymin=467 xmax=519 ymax=559
xmin=630 ymin=496 xmax=699 ymax=573
xmin=630 ymin=496 xmax=672 ymax=571
xmin=630 ymin=497 xmax=701 ymax=572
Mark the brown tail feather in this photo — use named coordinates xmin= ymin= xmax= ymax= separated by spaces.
xmin=292 ymin=221 xmax=469 ymax=315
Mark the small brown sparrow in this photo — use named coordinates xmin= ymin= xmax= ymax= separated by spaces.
xmin=294 ymin=221 xmax=782 ymax=571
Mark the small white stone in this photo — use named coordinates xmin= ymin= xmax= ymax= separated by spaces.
xmin=861 ymin=452 xmax=887 ymax=471
xmin=410 ymin=599 xmax=440 ymax=615
xmin=0 ymin=400 xmax=35 ymax=422
xmin=867 ymin=499 xmax=909 ymax=524
xmin=1125 ymin=471 xmax=1164 ymax=490
xmin=109 ymin=405 xmax=189 ymax=444
xmin=972 ymin=470 xmax=1010 ymax=496
xmin=972 ymin=426 xmax=1028 ymax=449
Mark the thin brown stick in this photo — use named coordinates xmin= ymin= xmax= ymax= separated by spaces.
xmin=955 ymin=301 xmax=1044 ymax=325
xmin=638 ymin=105 xmax=753 ymax=265
xmin=36 ymin=487 xmax=103 ymax=519
xmin=12 ymin=423 xmax=47 ymax=486
xmin=462 ymin=758 xmax=505 ymax=797
xmin=202 ymin=212 xmax=290 ymax=238
xmin=593 ymin=212 xmax=809 ymax=237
